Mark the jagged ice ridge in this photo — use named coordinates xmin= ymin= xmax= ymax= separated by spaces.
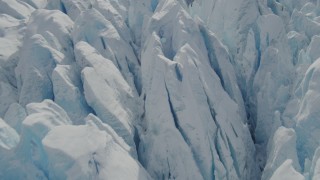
xmin=1 ymin=0 xmax=320 ymax=179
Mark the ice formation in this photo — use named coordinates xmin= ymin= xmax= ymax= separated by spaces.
xmin=1 ymin=0 xmax=320 ymax=179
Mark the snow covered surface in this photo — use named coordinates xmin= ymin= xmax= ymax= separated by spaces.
xmin=1 ymin=0 xmax=320 ymax=179
xmin=269 ymin=160 xmax=304 ymax=180
xmin=43 ymin=116 xmax=150 ymax=180
xmin=0 ymin=118 xmax=19 ymax=150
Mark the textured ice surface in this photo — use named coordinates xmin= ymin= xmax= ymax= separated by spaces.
xmin=0 ymin=100 xmax=71 ymax=179
xmin=76 ymin=41 xmax=139 ymax=153
xmin=0 ymin=81 xmax=17 ymax=117
xmin=262 ymin=127 xmax=300 ymax=180
xmin=52 ymin=64 xmax=92 ymax=125
xmin=139 ymin=32 xmax=204 ymax=180
xmin=43 ymin=117 xmax=151 ymax=180
xmin=4 ymin=103 xmax=26 ymax=133
xmin=47 ymin=0 xmax=94 ymax=21
xmin=139 ymin=1 xmax=258 ymax=179
xmin=269 ymin=160 xmax=304 ymax=180
xmin=72 ymin=8 xmax=141 ymax=93
xmin=295 ymin=58 xmax=320 ymax=166
xmin=2 ymin=0 xmax=320 ymax=179
xmin=0 ymin=118 xmax=19 ymax=150
xmin=0 ymin=0 xmax=35 ymax=19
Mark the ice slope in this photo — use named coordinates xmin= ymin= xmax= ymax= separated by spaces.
xmin=4 ymin=103 xmax=26 ymax=133
xmin=72 ymin=8 xmax=142 ymax=94
xmin=295 ymin=58 xmax=320 ymax=166
xmin=189 ymin=0 xmax=320 ymax=179
xmin=269 ymin=160 xmax=304 ymax=180
xmin=252 ymin=14 xmax=294 ymax=148
xmin=52 ymin=64 xmax=92 ymax=125
xmin=261 ymin=127 xmax=300 ymax=180
xmin=15 ymin=9 xmax=74 ymax=106
xmin=0 ymin=100 xmax=71 ymax=179
xmin=2 ymin=0 xmax=320 ymax=180
xmin=139 ymin=1 xmax=258 ymax=179
xmin=0 ymin=0 xmax=35 ymax=19
xmin=75 ymin=41 xmax=139 ymax=155
xmin=0 ymin=14 xmax=22 ymax=117
xmin=43 ymin=115 xmax=151 ymax=180
xmin=0 ymin=118 xmax=19 ymax=150
xmin=261 ymin=2 xmax=320 ymax=178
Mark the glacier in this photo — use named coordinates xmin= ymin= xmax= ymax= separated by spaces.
xmin=1 ymin=0 xmax=320 ymax=179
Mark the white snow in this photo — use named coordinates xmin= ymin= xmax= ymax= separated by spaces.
xmin=269 ymin=160 xmax=304 ymax=180
xmin=0 ymin=118 xmax=19 ymax=150
xmin=0 ymin=81 xmax=18 ymax=117
xmin=3 ymin=103 xmax=26 ymax=133
xmin=43 ymin=120 xmax=151 ymax=180
xmin=262 ymin=127 xmax=301 ymax=180
xmin=0 ymin=0 xmax=35 ymax=19
xmin=72 ymin=8 xmax=141 ymax=93
xmin=140 ymin=32 xmax=204 ymax=180
xmin=15 ymin=34 xmax=60 ymax=106
xmin=76 ymin=41 xmax=139 ymax=152
xmin=2 ymin=0 xmax=320 ymax=179
xmin=295 ymin=57 xmax=320 ymax=164
xmin=52 ymin=64 xmax=91 ymax=124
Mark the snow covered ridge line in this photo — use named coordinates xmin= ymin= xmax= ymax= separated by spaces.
xmin=1 ymin=0 xmax=320 ymax=179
